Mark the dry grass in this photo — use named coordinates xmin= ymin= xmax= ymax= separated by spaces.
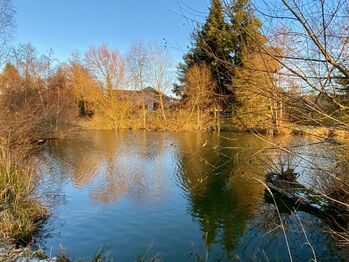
xmin=0 ymin=62 xmax=76 ymax=258
xmin=87 ymin=109 xmax=213 ymax=131
xmin=0 ymin=147 xmax=48 ymax=247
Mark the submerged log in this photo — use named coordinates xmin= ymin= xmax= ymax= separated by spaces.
xmin=265 ymin=171 xmax=349 ymax=226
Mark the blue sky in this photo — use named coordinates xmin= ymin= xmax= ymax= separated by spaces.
xmin=13 ymin=0 xmax=212 ymax=64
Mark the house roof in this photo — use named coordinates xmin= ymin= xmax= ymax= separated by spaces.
xmin=112 ymin=87 xmax=172 ymax=101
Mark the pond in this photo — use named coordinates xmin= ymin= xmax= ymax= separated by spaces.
xmin=36 ymin=130 xmax=348 ymax=261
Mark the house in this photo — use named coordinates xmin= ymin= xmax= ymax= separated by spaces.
xmin=112 ymin=87 xmax=174 ymax=111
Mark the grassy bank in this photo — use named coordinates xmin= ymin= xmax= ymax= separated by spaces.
xmin=0 ymin=147 xmax=48 ymax=251
xmin=85 ymin=110 xmax=214 ymax=132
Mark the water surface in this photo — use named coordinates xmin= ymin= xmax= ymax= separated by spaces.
xmin=36 ymin=131 xmax=348 ymax=261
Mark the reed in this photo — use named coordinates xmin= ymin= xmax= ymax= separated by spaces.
xmin=0 ymin=147 xmax=47 ymax=247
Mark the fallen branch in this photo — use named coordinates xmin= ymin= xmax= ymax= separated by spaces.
xmin=265 ymin=171 xmax=349 ymax=226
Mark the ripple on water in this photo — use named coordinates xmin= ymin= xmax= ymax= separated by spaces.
xmin=38 ymin=131 xmax=347 ymax=261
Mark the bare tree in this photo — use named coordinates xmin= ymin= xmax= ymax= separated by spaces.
xmin=184 ymin=62 xmax=215 ymax=129
xmin=11 ymin=43 xmax=53 ymax=80
xmin=0 ymin=0 xmax=15 ymax=65
xmin=0 ymin=47 xmax=76 ymax=149
xmin=126 ymin=42 xmax=149 ymax=129
xmin=85 ymin=45 xmax=125 ymax=93
xmin=9 ymin=43 xmax=55 ymax=106
xmin=246 ymin=0 xmax=349 ymax=120
xmin=147 ymin=43 xmax=174 ymax=125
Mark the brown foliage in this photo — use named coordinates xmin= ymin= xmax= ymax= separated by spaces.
xmin=0 ymin=61 xmax=77 ymax=152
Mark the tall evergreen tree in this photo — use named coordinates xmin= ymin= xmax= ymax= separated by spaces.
xmin=229 ymin=1 xmax=283 ymax=132
xmin=175 ymin=0 xmax=234 ymax=108
xmin=175 ymin=0 xmax=267 ymax=112
xmin=228 ymin=0 xmax=263 ymax=68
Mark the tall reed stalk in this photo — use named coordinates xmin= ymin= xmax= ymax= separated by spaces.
xmin=0 ymin=146 xmax=47 ymax=247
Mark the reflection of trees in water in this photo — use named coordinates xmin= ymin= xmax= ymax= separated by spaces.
xmin=174 ymin=133 xmax=347 ymax=260
xmin=40 ymin=131 xmax=343 ymax=259
xmin=89 ymin=169 xmax=127 ymax=205
xmin=239 ymin=198 xmax=348 ymax=261
xmin=43 ymin=131 xmax=175 ymax=206
xmin=175 ymin=133 xmax=267 ymax=257
xmin=89 ymin=131 xmax=172 ymax=206
xmin=262 ymin=136 xmax=349 ymax=192
xmin=42 ymin=136 xmax=105 ymax=186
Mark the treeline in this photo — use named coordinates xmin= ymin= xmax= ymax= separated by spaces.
xmin=0 ymin=42 xmax=222 ymax=134
xmin=0 ymin=46 xmax=76 ymax=147
xmin=2 ymin=1 xmax=348 ymax=136
xmin=175 ymin=0 xmax=283 ymax=134
xmin=1 ymin=0 xmax=349 ymax=253
xmin=1 ymin=0 xmax=349 ymax=139
xmin=0 ymin=2 xmax=282 ymax=134
xmin=175 ymin=0 xmax=349 ymax=135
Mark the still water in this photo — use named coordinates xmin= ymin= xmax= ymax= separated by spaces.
xmin=36 ymin=130 xmax=347 ymax=261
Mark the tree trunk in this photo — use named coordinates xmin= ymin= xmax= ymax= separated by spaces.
xmin=159 ymin=92 xmax=167 ymax=126
xmin=142 ymin=90 xmax=146 ymax=129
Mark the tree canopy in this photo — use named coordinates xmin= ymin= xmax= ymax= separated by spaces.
xmin=175 ymin=0 xmax=265 ymax=110
xmin=175 ymin=0 xmax=234 ymax=108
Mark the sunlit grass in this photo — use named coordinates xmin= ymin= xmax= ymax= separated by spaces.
xmin=0 ymin=147 xmax=47 ymax=247
xmin=87 ymin=109 xmax=214 ymax=132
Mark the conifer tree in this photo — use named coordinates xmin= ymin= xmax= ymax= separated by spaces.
xmin=175 ymin=0 xmax=234 ymax=108
xmin=228 ymin=1 xmax=283 ymax=132
xmin=228 ymin=0 xmax=263 ymax=68
xmin=175 ymin=0 xmax=271 ymax=113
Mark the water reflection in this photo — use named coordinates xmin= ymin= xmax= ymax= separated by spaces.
xmin=37 ymin=130 xmax=346 ymax=261
xmin=41 ymin=131 xmax=174 ymax=207
xmin=174 ymin=133 xmax=267 ymax=258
